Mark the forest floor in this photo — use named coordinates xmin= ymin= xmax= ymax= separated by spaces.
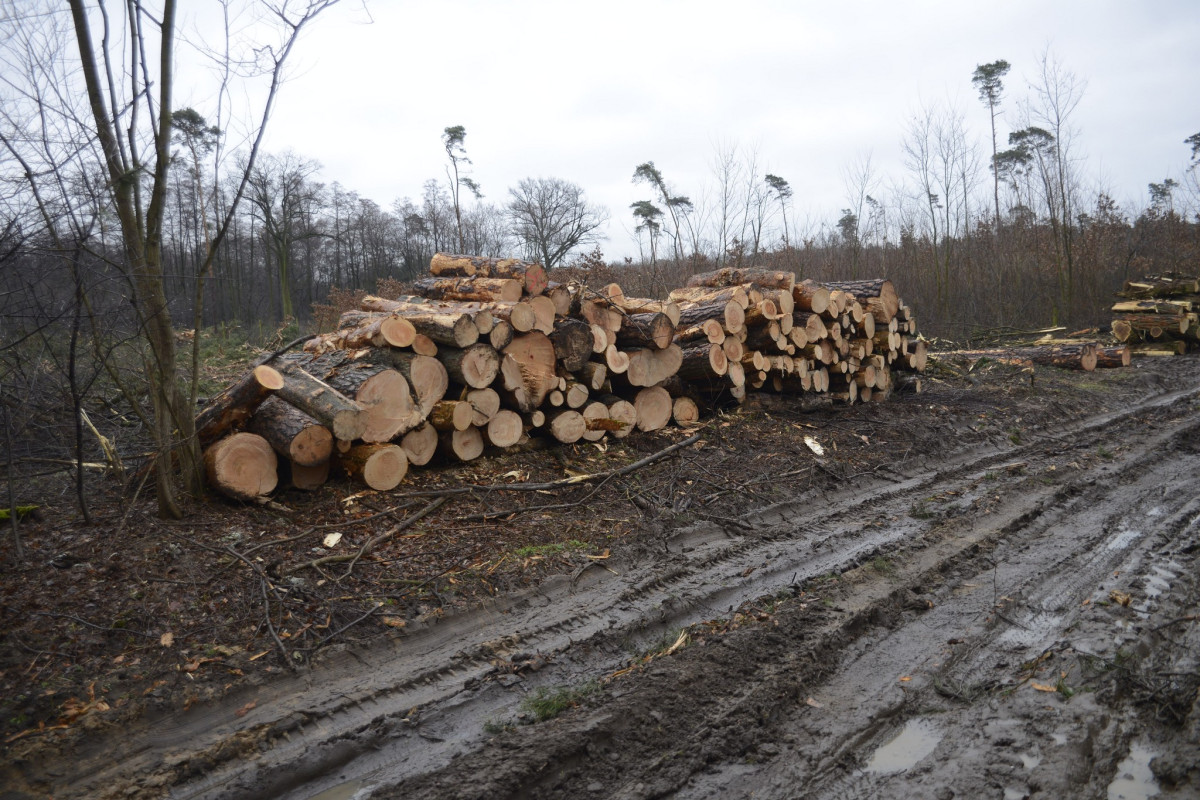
xmin=2 ymin=352 xmax=1199 ymax=799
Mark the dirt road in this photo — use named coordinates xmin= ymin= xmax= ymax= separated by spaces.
xmin=9 ymin=362 xmax=1200 ymax=799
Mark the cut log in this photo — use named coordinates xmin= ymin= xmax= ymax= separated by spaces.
xmin=623 ymin=344 xmax=683 ymax=388
xmin=412 ymin=276 xmax=522 ymax=303
xmin=577 ymin=361 xmax=608 ymax=391
xmin=634 ymin=386 xmax=672 ymax=432
xmin=616 ymin=312 xmax=675 ymax=350
xmin=412 ymin=334 xmax=438 ymax=357
xmin=1094 ymin=345 xmax=1132 ymax=368
xmin=668 ymin=285 xmax=750 ymax=309
xmin=605 ymin=398 xmax=638 ymax=438
xmin=484 ymin=409 xmax=524 ymax=448
xmin=374 ymin=350 xmax=449 ymax=416
xmin=273 ymin=362 xmax=368 ymax=442
xmin=489 ymin=318 xmax=515 ymax=350
xmin=1117 ymin=273 xmax=1200 ymax=299
xmin=400 ymin=422 xmax=439 ymax=466
xmin=204 ymin=432 xmax=278 ymax=500
xmin=678 ymin=342 xmax=728 ymax=380
xmin=317 ymin=360 xmax=422 ymax=442
xmin=613 ymin=296 xmax=682 ymax=326
xmin=604 ymin=345 xmax=631 ymax=375
xmin=550 ymin=317 xmax=595 ymax=372
xmin=288 ymin=459 xmax=329 ymax=492
xmin=246 ymin=396 xmax=333 ymax=467
xmin=545 ymin=282 xmax=575 ymax=316
xmin=672 ymin=396 xmax=700 ymax=427
xmin=440 ymin=426 xmax=485 ymax=461
xmin=438 ymin=342 xmax=501 ymax=389
xmin=675 ymin=317 xmax=726 ymax=345
xmin=528 ymin=294 xmax=557 ymax=334
xmin=429 ymin=253 xmax=549 ymax=296
xmin=465 ymin=387 xmax=501 ymax=426
xmin=580 ymin=401 xmax=611 ymax=441
xmin=545 ymin=409 xmax=586 ymax=443
xmin=822 ymin=279 xmax=899 ymax=319
xmin=676 ymin=300 xmax=745 ymax=334
xmin=340 ymin=443 xmax=408 ymax=490
xmin=195 ymin=364 xmax=285 ymax=447
xmin=686 ymin=267 xmax=796 ymax=291
xmin=792 ymin=280 xmax=831 ymax=315
xmin=429 ymin=400 xmax=474 ymax=432
xmin=497 ymin=332 xmax=558 ymax=413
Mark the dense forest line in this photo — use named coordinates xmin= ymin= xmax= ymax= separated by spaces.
xmin=1 ymin=2 xmax=1197 ymax=520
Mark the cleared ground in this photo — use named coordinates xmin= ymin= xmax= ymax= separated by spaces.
xmin=3 ymin=355 xmax=1199 ymax=799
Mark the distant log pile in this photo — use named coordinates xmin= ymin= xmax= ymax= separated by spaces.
xmin=196 ymin=253 xmax=929 ymax=500
xmin=1110 ymin=272 xmax=1200 ymax=355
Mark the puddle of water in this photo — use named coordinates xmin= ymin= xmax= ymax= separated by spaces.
xmin=998 ymin=612 xmax=1062 ymax=647
xmin=1143 ymin=566 xmax=1175 ymax=599
xmin=1107 ymin=527 xmax=1142 ymax=550
xmin=864 ymin=718 xmax=942 ymax=774
xmin=1107 ymin=742 xmax=1161 ymax=800
xmin=305 ymin=780 xmax=368 ymax=800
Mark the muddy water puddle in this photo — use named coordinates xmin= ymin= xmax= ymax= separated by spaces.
xmin=862 ymin=718 xmax=942 ymax=774
xmin=1107 ymin=741 xmax=1162 ymax=799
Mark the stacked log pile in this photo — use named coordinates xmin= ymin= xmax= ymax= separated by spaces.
xmin=196 ymin=254 xmax=929 ymax=500
xmin=1110 ymin=272 xmax=1200 ymax=355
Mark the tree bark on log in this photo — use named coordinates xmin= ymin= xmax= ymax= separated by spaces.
xmin=412 ymin=276 xmax=522 ymax=303
xmin=617 ymin=311 xmax=674 ymax=350
xmin=668 ymin=285 xmax=750 ymax=309
xmin=550 ymin=317 xmax=595 ymax=372
xmin=195 ymin=364 xmax=284 ymax=447
xmin=273 ymin=362 xmax=368 ymax=442
xmin=429 ymin=253 xmax=549 ymax=296
xmin=686 ymin=267 xmax=796 ymax=291
xmin=314 ymin=359 xmax=423 ymax=442
xmin=429 ymin=400 xmax=474 ymax=432
xmin=792 ymin=280 xmax=831 ymax=315
xmin=677 ymin=342 xmax=728 ymax=380
xmin=246 ymin=396 xmax=333 ymax=466
xmin=204 ymin=432 xmax=278 ymax=500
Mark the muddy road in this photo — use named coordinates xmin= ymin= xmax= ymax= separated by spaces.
xmin=9 ymin=364 xmax=1200 ymax=800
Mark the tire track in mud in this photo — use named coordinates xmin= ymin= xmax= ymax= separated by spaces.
xmin=674 ymin=401 xmax=1200 ymax=800
xmin=40 ymin=383 xmax=1200 ymax=800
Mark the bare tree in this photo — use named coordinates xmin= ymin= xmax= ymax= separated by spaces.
xmin=972 ymin=59 xmax=1011 ymax=227
xmin=507 ymin=177 xmax=609 ymax=269
xmin=0 ymin=0 xmax=338 ymax=517
xmin=443 ymin=125 xmax=482 ymax=252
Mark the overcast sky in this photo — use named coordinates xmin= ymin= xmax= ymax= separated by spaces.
xmin=179 ymin=1 xmax=1200 ymax=259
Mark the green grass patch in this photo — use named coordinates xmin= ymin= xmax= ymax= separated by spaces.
xmin=520 ymin=681 xmax=601 ymax=722
xmin=512 ymin=539 xmax=589 ymax=558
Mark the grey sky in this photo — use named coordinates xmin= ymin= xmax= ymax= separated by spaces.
xmin=179 ymin=1 xmax=1200 ymax=258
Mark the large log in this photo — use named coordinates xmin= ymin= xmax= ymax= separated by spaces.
xmin=441 ymin=426 xmax=485 ymax=461
xmin=438 ymin=342 xmax=501 ymax=389
xmin=1094 ymin=345 xmax=1132 ymax=368
xmin=822 ymin=279 xmax=899 ymax=319
xmin=550 ymin=317 xmax=595 ymax=372
xmin=400 ymin=422 xmax=438 ymax=466
xmin=195 ymin=364 xmax=284 ymax=447
xmin=677 ymin=342 xmax=728 ymax=380
xmin=1117 ymin=273 xmax=1200 ymax=299
xmin=273 ymin=362 xmax=368 ymax=442
xmin=412 ymin=276 xmax=522 ymax=303
xmin=287 ymin=459 xmax=329 ymax=492
xmin=612 ymin=296 xmax=682 ymax=326
xmin=676 ymin=300 xmax=745 ymax=334
xmin=430 ymin=253 xmax=549 ymax=296
xmin=497 ymin=332 xmax=558 ymax=412
xmin=356 ymin=296 xmax=480 ymax=347
xmin=686 ymin=267 xmax=796 ymax=291
xmin=374 ymin=350 xmax=449 ymax=416
xmin=792 ymin=280 xmax=831 ymax=315
xmin=545 ymin=409 xmax=586 ymax=443
xmin=429 ymin=400 xmax=474 ymax=432
xmin=633 ymin=386 xmax=672 ymax=432
xmin=668 ymin=285 xmax=750 ymax=309
xmin=616 ymin=311 xmax=675 ymax=350
xmin=339 ymin=443 xmax=408 ymax=490
xmin=623 ymin=344 xmax=683 ymax=387
xmin=316 ymin=359 xmax=423 ymax=442
xmin=246 ymin=396 xmax=333 ymax=467
xmin=675 ymin=317 xmax=726 ymax=345
xmin=204 ymin=432 xmax=278 ymax=500
xmin=484 ymin=409 xmax=524 ymax=448
xmin=464 ymin=387 xmax=501 ymax=426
